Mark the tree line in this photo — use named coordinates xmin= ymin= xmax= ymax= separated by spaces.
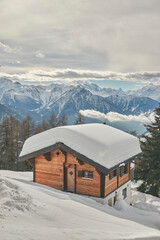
xmin=0 ymin=112 xmax=84 ymax=171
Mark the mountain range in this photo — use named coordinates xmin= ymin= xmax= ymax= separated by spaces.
xmin=0 ymin=78 xmax=159 ymax=124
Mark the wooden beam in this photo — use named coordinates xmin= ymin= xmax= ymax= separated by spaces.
xmin=75 ymin=164 xmax=76 ymax=193
xmin=117 ymin=168 xmax=120 ymax=188
xmin=43 ymin=152 xmax=51 ymax=161
xmin=63 ymin=150 xmax=67 ymax=191
xmin=100 ymin=172 xmax=105 ymax=198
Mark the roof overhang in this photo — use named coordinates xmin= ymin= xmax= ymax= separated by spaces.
xmin=19 ymin=142 xmax=141 ymax=174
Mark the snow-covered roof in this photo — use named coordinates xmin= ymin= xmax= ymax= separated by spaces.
xmin=19 ymin=124 xmax=141 ymax=172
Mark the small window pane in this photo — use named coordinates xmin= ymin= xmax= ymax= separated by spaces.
xmin=109 ymin=169 xmax=117 ymax=179
xmin=120 ymin=164 xmax=128 ymax=176
xmin=84 ymin=171 xmax=93 ymax=179
xmin=78 ymin=170 xmax=93 ymax=179
xmin=78 ymin=171 xmax=83 ymax=177
xmin=124 ymin=164 xmax=128 ymax=174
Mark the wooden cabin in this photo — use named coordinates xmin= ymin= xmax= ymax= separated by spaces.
xmin=19 ymin=124 xmax=141 ymax=206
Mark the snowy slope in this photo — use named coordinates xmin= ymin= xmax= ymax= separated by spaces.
xmin=0 ymin=170 xmax=160 ymax=240
xmin=128 ymin=84 xmax=160 ymax=101
xmin=106 ymin=94 xmax=158 ymax=115
xmin=0 ymin=103 xmax=16 ymax=120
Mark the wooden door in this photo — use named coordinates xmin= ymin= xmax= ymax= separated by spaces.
xmin=67 ymin=165 xmax=75 ymax=192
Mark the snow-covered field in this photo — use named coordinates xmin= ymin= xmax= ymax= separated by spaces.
xmin=0 ymin=171 xmax=160 ymax=240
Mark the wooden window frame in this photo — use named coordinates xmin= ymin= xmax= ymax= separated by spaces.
xmin=120 ymin=164 xmax=128 ymax=177
xmin=109 ymin=169 xmax=117 ymax=180
xmin=78 ymin=170 xmax=93 ymax=179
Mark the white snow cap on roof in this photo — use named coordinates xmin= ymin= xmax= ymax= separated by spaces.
xmin=19 ymin=124 xmax=141 ymax=169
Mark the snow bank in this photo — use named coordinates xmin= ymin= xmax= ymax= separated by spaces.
xmin=0 ymin=171 xmax=160 ymax=240
xmin=132 ymin=189 xmax=160 ymax=214
xmin=0 ymin=175 xmax=34 ymax=215
xmin=20 ymin=124 xmax=141 ymax=170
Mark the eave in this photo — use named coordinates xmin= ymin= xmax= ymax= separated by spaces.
xmin=19 ymin=142 xmax=141 ymax=174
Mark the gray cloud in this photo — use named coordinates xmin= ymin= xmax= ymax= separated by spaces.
xmin=35 ymin=53 xmax=45 ymax=59
xmin=0 ymin=69 xmax=160 ymax=85
xmin=0 ymin=42 xmax=17 ymax=53
xmin=0 ymin=0 xmax=160 ymax=73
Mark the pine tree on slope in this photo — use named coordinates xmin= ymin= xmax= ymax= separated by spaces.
xmin=135 ymin=105 xmax=160 ymax=197
xmin=0 ymin=115 xmax=20 ymax=170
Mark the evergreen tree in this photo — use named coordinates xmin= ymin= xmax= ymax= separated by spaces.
xmin=135 ymin=105 xmax=160 ymax=197
xmin=48 ymin=113 xmax=57 ymax=128
xmin=34 ymin=117 xmax=49 ymax=134
xmin=0 ymin=115 xmax=20 ymax=170
xmin=129 ymin=130 xmax=138 ymax=137
xmin=57 ymin=113 xmax=68 ymax=126
xmin=20 ymin=114 xmax=35 ymax=142
xmin=19 ymin=114 xmax=35 ymax=171
xmin=74 ymin=112 xmax=85 ymax=125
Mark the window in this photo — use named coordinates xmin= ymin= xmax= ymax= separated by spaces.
xmin=78 ymin=170 xmax=93 ymax=179
xmin=122 ymin=188 xmax=127 ymax=199
xmin=109 ymin=169 xmax=117 ymax=179
xmin=120 ymin=164 xmax=128 ymax=176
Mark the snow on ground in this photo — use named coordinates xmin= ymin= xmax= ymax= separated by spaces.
xmin=0 ymin=171 xmax=160 ymax=240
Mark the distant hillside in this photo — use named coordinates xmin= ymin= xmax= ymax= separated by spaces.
xmin=0 ymin=78 xmax=159 ymax=124
xmin=0 ymin=103 xmax=16 ymax=120
xmin=128 ymin=84 xmax=160 ymax=101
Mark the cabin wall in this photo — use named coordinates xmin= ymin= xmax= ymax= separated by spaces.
xmin=105 ymin=163 xmax=130 ymax=197
xmin=66 ymin=152 xmax=78 ymax=165
xmin=105 ymin=174 xmax=117 ymax=196
xmin=34 ymin=149 xmax=130 ymax=199
xmin=96 ymin=180 xmax=131 ymax=206
xmin=76 ymin=163 xmax=101 ymax=197
xmin=64 ymin=152 xmax=100 ymax=197
xmin=34 ymin=149 xmax=101 ymax=197
xmin=35 ymin=149 xmax=65 ymax=190
xmin=118 ymin=163 xmax=130 ymax=187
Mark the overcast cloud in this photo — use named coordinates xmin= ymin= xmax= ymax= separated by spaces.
xmin=0 ymin=69 xmax=160 ymax=85
xmin=0 ymin=0 xmax=160 ymax=81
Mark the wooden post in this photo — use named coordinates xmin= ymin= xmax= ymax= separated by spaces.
xmin=100 ymin=172 xmax=105 ymax=198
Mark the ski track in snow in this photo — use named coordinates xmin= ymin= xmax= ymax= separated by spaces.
xmin=0 ymin=170 xmax=160 ymax=240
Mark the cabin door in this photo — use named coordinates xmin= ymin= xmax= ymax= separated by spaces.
xmin=67 ymin=165 xmax=75 ymax=192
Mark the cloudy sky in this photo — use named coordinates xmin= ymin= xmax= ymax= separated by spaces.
xmin=0 ymin=0 xmax=160 ymax=88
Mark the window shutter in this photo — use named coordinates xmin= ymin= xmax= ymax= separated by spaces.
xmin=109 ymin=172 xmax=113 ymax=179
xmin=120 ymin=167 xmax=123 ymax=177
xmin=125 ymin=164 xmax=128 ymax=173
xmin=78 ymin=171 xmax=83 ymax=177
xmin=114 ymin=169 xmax=117 ymax=177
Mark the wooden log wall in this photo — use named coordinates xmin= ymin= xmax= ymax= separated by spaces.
xmin=65 ymin=152 xmax=78 ymax=166
xmin=34 ymin=149 xmax=101 ymax=197
xmin=35 ymin=149 xmax=65 ymax=190
xmin=105 ymin=174 xmax=117 ymax=196
xmin=34 ymin=148 xmax=130 ymax=198
xmin=76 ymin=163 xmax=101 ymax=197
xmin=118 ymin=163 xmax=130 ymax=186
xmin=105 ymin=163 xmax=130 ymax=196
